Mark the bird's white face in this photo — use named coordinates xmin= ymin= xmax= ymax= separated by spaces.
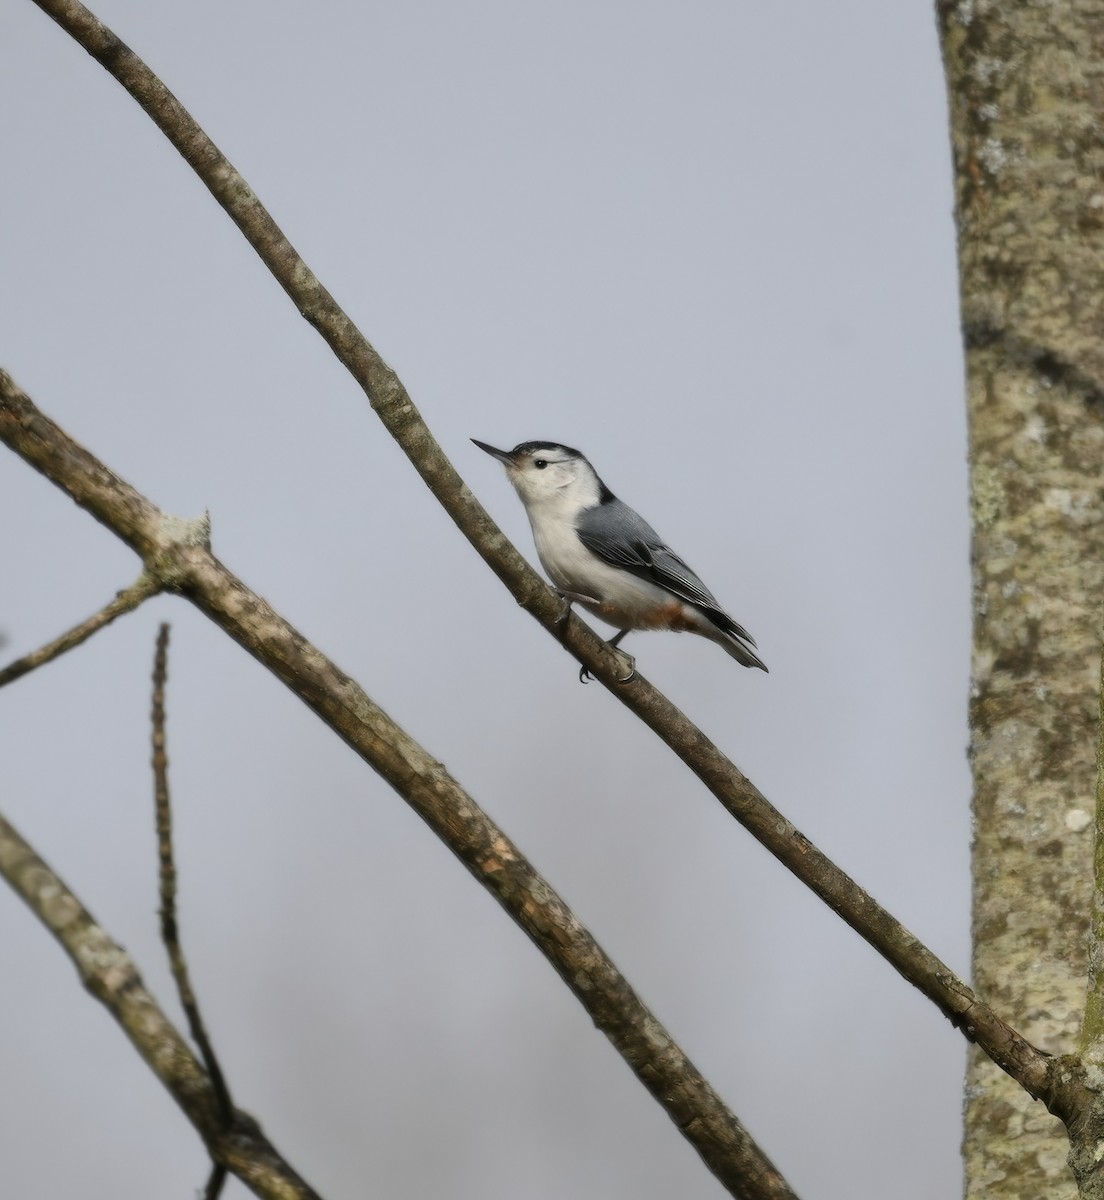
xmin=505 ymin=445 xmax=588 ymax=508
xmin=472 ymin=438 xmax=605 ymax=518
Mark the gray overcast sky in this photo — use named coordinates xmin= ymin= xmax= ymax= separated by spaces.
xmin=2 ymin=3 xmax=971 ymax=1197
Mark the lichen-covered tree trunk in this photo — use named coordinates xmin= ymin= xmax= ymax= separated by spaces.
xmin=937 ymin=2 xmax=1104 ymax=1195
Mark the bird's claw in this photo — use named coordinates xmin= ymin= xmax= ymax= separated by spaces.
xmin=578 ymin=649 xmax=636 ymax=685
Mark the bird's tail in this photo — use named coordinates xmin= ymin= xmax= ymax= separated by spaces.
xmin=706 ymin=609 xmax=769 ymax=672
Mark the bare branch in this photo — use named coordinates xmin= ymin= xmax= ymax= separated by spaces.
xmin=21 ymin=0 xmax=1077 ymax=1132
xmin=14 ymin=5 xmax=1028 ymax=1067
xmin=0 ymin=571 xmax=160 ymax=688
xmin=3 ymin=2 xmax=1061 ymax=1103
xmin=0 ymin=807 xmax=322 ymax=1200
xmin=152 ymin=622 xmax=233 ymax=1122
xmin=0 ymin=372 xmax=796 ymax=1200
xmin=13 ymin=12 xmax=1049 ymax=1092
xmin=27 ymin=0 xmax=641 ymax=692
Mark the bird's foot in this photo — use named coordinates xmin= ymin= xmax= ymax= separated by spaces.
xmin=614 ymin=650 xmax=636 ymax=684
xmin=578 ymin=646 xmax=636 ymax=685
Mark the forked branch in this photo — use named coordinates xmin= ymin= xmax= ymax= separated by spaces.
xmin=0 ymin=808 xmax=322 ymax=1200
xmin=0 ymin=372 xmax=796 ymax=1200
xmin=0 ymin=571 xmax=161 ymax=688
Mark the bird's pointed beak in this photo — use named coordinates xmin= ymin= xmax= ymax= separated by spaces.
xmin=471 ymin=439 xmax=514 ymax=465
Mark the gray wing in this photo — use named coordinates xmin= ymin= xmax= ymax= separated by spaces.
xmin=577 ymin=499 xmax=762 ymax=657
xmin=577 ymin=499 xmax=724 ymax=614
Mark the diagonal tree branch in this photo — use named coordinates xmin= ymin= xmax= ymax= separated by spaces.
xmin=0 ymin=570 xmax=161 ymax=688
xmin=20 ymin=0 xmax=1060 ymax=1111
xmin=0 ymin=373 xmax=797 ymax=1200
xmin=0 ymin=807 xmax=322 ymax=1200
xmin=26 ymin=0 xmax=635 ymax=688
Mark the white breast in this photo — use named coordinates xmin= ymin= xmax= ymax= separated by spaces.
xmin=525 ymin=503 xmax=675 ymax=630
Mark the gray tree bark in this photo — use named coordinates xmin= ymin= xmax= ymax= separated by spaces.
xmin=938 ymin=2 xmax=1104 ymax=1195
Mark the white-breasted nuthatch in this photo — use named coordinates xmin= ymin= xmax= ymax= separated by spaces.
xmin=472 ymin=439 xmax=767 ymax=677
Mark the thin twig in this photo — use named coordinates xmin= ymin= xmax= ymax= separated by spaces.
xmin=0 ymin=807 xmax=322 ymax=1200
xmin=1 ymin=371 xmax=799 ymax=1200
xmin=0 ymin=572 xmax=160 ymax=688
xmin=17 ymin=0 xmax=1057 ymax=1106
xmin=204 ymin=1163 xmax=228 ymax=1200
xmin=152 ymin=622 xmax=233 ymax=1123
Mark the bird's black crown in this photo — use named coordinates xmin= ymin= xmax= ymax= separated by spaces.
xmin=511 ymin=441 xmax=584 ymax=459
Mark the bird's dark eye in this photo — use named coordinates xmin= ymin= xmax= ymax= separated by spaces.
xmin=534 ymin=459 xmax=548 ymax=469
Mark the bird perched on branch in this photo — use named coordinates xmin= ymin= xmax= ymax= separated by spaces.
xmin=472 ymin=439 xmax=767 ymax=680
